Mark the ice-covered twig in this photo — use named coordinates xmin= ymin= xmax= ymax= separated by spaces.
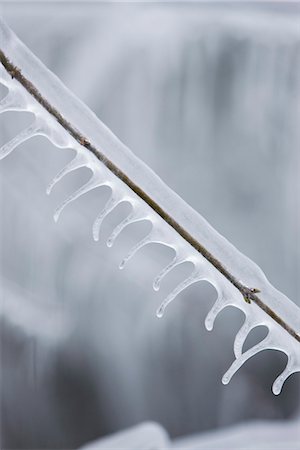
xmin=0 ymin=47 xmax=298 ymax=342
xmin=0 ymin=17 xmax=299 ymax=394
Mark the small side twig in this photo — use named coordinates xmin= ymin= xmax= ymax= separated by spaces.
xmin=0 ymin=49 xmax=299 ymax=343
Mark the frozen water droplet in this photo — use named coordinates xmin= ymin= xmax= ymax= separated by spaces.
xmin=153 ymin=281 xmax=160 ymax=292
xmin=221 ymin=373 xmax=230 ymax=385
xmin=205 ymin=316 xmax=214 ymax=332
xmin=106 ymin=237 xmax=114 ymax=248
xmin=156 ymin=307 xmax=164 ymax=319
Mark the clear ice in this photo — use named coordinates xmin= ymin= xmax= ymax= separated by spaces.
xmin=0 ymin=17 xmax=299 ymax=395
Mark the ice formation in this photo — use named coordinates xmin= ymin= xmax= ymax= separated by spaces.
xmin=0 ymin=17 xmax=299 ymax=395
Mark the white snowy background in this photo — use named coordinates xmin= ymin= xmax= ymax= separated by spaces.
xmin=0 ymin=1 xmax=299 ymax=449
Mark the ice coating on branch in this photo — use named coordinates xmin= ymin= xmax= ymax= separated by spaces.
xmin=0 ymin=17 xmax=299 ymax=395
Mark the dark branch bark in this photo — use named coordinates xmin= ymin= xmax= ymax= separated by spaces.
xmin=1 ymin=49 xmax=299 ymax=343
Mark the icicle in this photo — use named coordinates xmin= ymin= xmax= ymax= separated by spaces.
xmin=205 ymin=294 xmax=229 ymax=331
xmin=233 ymin=317 xmax=256 ymax=358
xmin=106 ymin=210 xmax=146 ymax=248
xmin=119 ymin=233 xmax=154 ymax=270
xmin=156 ymin=268 xmax=204 ymax=318
xmin=92 ymin=195 xmax=122 ymax=241
xmin=153 ymin=255 xmax=186 ymax=292
xmin=53 ymin=175 xmax=104 ymax=222
xmin=222 ymin=335 xmax=271 ymax=385
xmin=47 ymin=153 xmax=87 ymax=195
xmin=272 ymin=359 xmax=295 ymax=395
xmin=0 ymin=121 xmax=41 ymax=160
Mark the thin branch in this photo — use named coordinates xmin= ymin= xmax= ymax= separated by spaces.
xmin=1 ymin=49 xmax=299 ymax=343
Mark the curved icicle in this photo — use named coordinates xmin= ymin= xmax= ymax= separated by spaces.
xmin=153 ymin=255 xmax=186 ymax=292
xmin=53 ymin=175 xmax=103 ymax=222
xmin=107 ymin=211 xmax=147 ymax=248
xmin=233 ymin=318 xmax=256 ymax=358
xmin=92 ymin=195 xmax=122 ymax=242
xmin=47 ymin=154 xmax=87 ymax=195
xmin=156 ymin=269 xmax=203 ymax=318
xmin=0 ymin=121 xmax=41 ymax=160
xmin=222 ymin=335 xmax=271 ymax=385
xmin=272 ymin=360 xmax=295 ymax=395
xmin=119 ymin=234 xmax=153 ymax=270
xmin=205 ymin=293 xmax=229 ymax=331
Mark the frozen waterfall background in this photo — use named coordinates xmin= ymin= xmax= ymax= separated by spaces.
xmin=0 ymin=2 xmax=299 ymax=449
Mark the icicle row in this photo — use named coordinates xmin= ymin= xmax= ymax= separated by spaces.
xmin=1 ymin=46 xmax=299 ymax=397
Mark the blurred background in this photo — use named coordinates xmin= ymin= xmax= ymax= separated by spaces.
xmin=0 ymin=1 xmax=299 ymax=449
